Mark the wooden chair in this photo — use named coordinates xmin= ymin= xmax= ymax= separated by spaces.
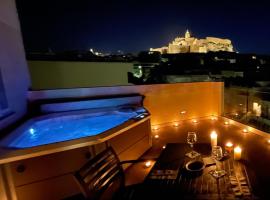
xmin=73 ymin=147 xmax=150 ymax=200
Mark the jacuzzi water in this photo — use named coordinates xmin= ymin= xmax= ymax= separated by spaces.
xmin=1 ymin=109 xmax=146 ymax=149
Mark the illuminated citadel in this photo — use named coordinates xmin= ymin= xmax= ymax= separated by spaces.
xmin=150 ymin=30 xmax=234 ymax=54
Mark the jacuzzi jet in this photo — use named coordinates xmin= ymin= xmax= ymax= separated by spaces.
xmin=29 ymin=128 xmax=36 ymax=135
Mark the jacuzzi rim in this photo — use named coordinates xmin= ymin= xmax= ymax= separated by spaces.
xmin=0 ymin=108 xmax=148 ymax=149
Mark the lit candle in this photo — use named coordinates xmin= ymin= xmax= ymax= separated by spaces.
xmin=224 ymin=121 xmax=229 ymax=125
xmin=211 ymin=116 xmax=217 ymax=121
xmin=173 ymin=123 xmax=179 ymax=127
xmin=180 ymin=110 xmax=186 ymax=114
xmin=154 ymin=134 xmax=159 ymax=139
xmin=210 ymin=131 xmax=218 ymax=147
xmin=192 ymin=119 xmax=198 ymax=123
xmin=162 ymin=145 xmax=166 ymax=149
xmin=225 ymin=142 xmax=233 ymax=153
xmin=234 ymin=146 xmax=242 ymax=160
xmin=268 ymin=139 xmax=270 ymax=144
xmin=153 ymin=126 xmax=159 ymax=131
xmin=145 ymin=161 xmax=151 ymax=168
xmin=242 ymin=128 xmax=248 ymax=133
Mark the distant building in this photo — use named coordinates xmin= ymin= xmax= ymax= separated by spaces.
xmin=150 ymin=30 xmax=234 ymax=54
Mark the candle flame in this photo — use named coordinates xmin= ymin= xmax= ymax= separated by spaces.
xmin=145 ymin=161 xmax=151 ymax=168
xmin=226 ymin=142 xmax=233 ymax=147
xmin=242 ymin=128 xmax=248 ymax=133
xmin=153 ymin=126 xmax=159 ymax=131
xmin=192 ymin=119 xmax=198 ymax=123
xmin=211 ymin=116 xmax=217 ymax=121
xmin=173 ymin=123 xmax=179 ymax=127
xmin=210 ymin=131 xmax=217 ymax=138
xmin=234 ymin=146 xmax=242 ymax=152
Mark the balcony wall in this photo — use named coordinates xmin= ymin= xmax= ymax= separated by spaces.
xmin=28 ymin=61 xmax=133 ymax=89
xmin=29 ymin=82 xmax=224 ymax=126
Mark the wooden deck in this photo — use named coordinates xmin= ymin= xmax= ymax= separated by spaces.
xmin=125 ymin=117 xmax=270 ymax=199
xmin=144 ymin=143 xmax=257 ymax=199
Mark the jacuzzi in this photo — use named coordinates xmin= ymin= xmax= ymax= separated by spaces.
xmin=0 ymin=95 xmax=151 ymax=200
xmin=0 ymin=95 xmax=149 ymax=149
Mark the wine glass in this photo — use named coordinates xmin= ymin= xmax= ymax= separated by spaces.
xmin=186 ymin=132 xmax=199 ymax=158
xmin=211 ymin=146 xmax=226 ymax=178
xmin=187 ymin=132 xmax=197 ymax=149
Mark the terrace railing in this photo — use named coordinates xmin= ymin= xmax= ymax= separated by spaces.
xmin=224 ymin=86 xmax=270 ymax=133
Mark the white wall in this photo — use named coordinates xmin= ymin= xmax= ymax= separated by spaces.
xmin=0 ymin=0 xmax=30 ymax=130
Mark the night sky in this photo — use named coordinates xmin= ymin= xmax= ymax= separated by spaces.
xmin=16 ymin=0 xmax=270 ymax=54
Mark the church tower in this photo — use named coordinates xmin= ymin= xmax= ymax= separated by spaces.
xmin=185 ymin=29 xmax=191 ymax=38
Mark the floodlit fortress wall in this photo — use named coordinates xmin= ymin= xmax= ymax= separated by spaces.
xmin=150 ymin=30 xmax=234 ymax=54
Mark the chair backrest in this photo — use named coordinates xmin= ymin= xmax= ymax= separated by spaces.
xmin=74 ymin=147 xmax=125 ymax=200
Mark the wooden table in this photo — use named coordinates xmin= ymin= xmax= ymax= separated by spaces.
xmin=138 ymin=143 xmax=259 ymax=200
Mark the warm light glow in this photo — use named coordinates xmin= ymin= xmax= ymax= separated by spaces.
xmin=224 ymin=121 xmax=229 ymax=125
xmin=173 ymin=123 xmax=179 ymax=127
xmin=154 ymin=134 xmax=159 ymax=139
xmin=253 ymin=102 xmax=262 ymax=117
xmin=225 ymin=142 xmax=234 ymax=153
xmin=180 ymin=110 xmax=187 ymax=114
xmin=235 ymin=113 xmax=239 ymax=116
xmin=211 ymin=116 xmax=217 ymax=121
xmin=210 ymin=131 xmax=218 ymax=147
xmin=210 ymin=131 xmax=217 ymax=138
xmin=153 ymin=126 xmax=159 ymax=131
xmin=226 ymin=142 xmax=233 ymax=148
xmin=267 ymin=139 xmax=270 ymax=144
xmin=145 ymin=161 xmax=152 ymax=168
xmin=242 ymin=128 xmax=248 ymax=133
xmin=234 ymin=146 xmax=242 ymax=160
xmin=239 ymin=104 xmax=243 ymax=106
xmin=234 ymin=146 xmax=241 ymax=153
xmin=162 ymin=145 xmax=166 ymax=149
xmin=192 ymin=119 xmax=198 ymax=123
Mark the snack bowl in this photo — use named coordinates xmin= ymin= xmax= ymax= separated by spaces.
xmin=185 ymin=160 xmax=205 ymax=173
